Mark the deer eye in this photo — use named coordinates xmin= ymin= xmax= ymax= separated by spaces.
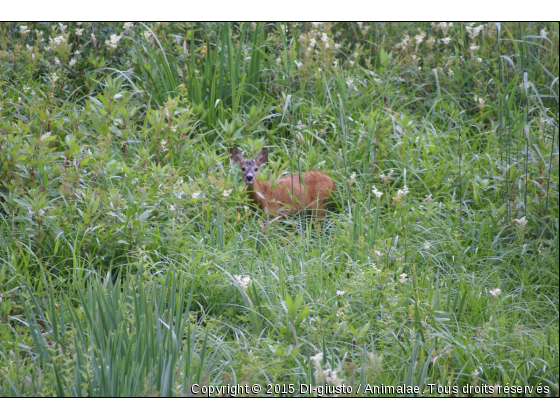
xmin=254 ymin=168 xmax=258 ymax=171
xmin=242 ymin=168 xmax=246 ymax=171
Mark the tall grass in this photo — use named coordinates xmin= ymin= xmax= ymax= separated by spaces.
xmin=0 ymin=21 xmax=558 ymax=396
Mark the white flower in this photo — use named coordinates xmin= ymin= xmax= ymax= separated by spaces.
xmin=235 ymin=275 xmax=251 ymax=292
xmin=440 ymin=37 xmax=452 ymax=45
xmin=540 ymin=28 xmax=548 ymax=38
xmin=309 ymin=38 xmax=316 ymax=48
xmin=424 ymin=241 xmax=430 ymax=250
xmin=414 ymin=34 xmax=424 ymax=45
xmin=75 ymin=28 xmax=84 ymax=36
xmin=54 ymin=57 xmax=61 ymax=65
xmin=105 ymin=34 xmax=122 ymax=50
xmin=321 ymin=33 xmax=328 ymax=43
xmin=474 ymin=95 xmax=485 ymax=109
xmin=372 ymin=185 xmax=383 ymax=198
xmin=191 ymin=192 xmax=201 ymax=199
xmin=349 ymin=172 xmax=357 ymax=183
xmin=470 ymin=44 xmax=480 ymax=52
xmin=392 ymin=185 xmax=409 ymax=203
xmin=471 ymin=369 xmax=480 ymax=380
xmin=489 ymin=288 xmax=501 ymax=299
xmin=20 ymin=25 xmax=30 ymax=35
xmin=447 ymin=69 xmax=454 ymax=77
xmin=336 ymin=290 xmax=346 ymax=296
xmin=91 ymin=33 xmax=97 ymax=42
xmin=371 ymin=263 xmax=381 ymax=274
xmin=58 ymin=23 xmax=67 ymax=32
xmin=169 ymin=205 xmax=176 ymax=211
xmin=50 ymin=35 xmax=66 ymax=46
xmin=51 ymin=73 xmax=59 ymax=83
xmin=69 ymin=58 xmax=76 ymax=66
xmin=222 ymin=189 xmax=232 ymax=198
xmin=475 ymin=57 xmax=483 ymax=63
xmin=513 ymin=216 xmax=527 ymax=229
xmin=374 ymin=250 xmax=383 ymax=257
xmin=399 ymin=273 xmax=408 ymax=283
xmin=276 ymin=57 xmax=282 ymax=65
xmin=123 ymin=22 xmax=134 ymax=32
xmin=294 ymin=60 xmax=302 ymax=69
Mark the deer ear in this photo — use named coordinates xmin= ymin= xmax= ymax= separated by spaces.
xmin=231 ymin=147 xmax=244 ymax=165
xmin=256 ymin=148 xmax=268 ymax=166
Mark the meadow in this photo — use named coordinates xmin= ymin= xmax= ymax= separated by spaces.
xmin=0 ymin=22 xmax=558 ymax=397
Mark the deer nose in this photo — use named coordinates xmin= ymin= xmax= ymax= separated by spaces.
xmin=245 ymin=175 xmax=253 ymax=183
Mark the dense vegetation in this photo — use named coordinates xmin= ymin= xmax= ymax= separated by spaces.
xmin=0 ymin=22 xmax=558 ymax=397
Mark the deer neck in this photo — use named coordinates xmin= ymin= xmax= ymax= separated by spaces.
xmin=246 ymin=180 xmax=270 ymax=210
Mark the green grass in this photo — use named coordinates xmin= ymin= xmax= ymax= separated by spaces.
xmin=0 ymin=21 xmax=558 ymax=397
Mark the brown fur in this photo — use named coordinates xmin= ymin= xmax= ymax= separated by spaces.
xmin=232 ymin=147 xmax=335 ymax=218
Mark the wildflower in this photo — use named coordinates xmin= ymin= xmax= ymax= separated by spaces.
xmin=20 ymin=25 xmax=30 ymax=35
xmin=466 ymin=24 xmax=484 ymax=38
xmin=69 ymin=58 xmax=76 ymax=66
xmin=379 ymin=169 xmax=393 ymax=183
xmin=26 ymin=44 xmax=33 ymax=52
xmin=392 ymin=185 xmax=409 ymax=205
xmin=374 ymin=250 xmax=383 ymax=257
xmin=371 ymin=263 xmax=381 ymax=274
xmin=424 ymin=241 xmax=430 ymax=250
xmin=321 ymin=33 xmax=328 ymax=43
xmin=395 ymin=34 xmax=411 ymax=49
xmin=332 ymin=59 xmax=338 ymax=68
xmin=58 ymin=23 xmax=67 ymax=32
xmin=513 ymin=216 xmax=527 ymax=230
xmin=372 ymin=185 xmax=383 ymax=198
xmin=91 ymin=33 xmax=97 ymax=42
xmin=425 ymin=36 xmax=436 ymax=48
xmin=336 ymin=290 xmax=346 ymax=297
xmin=222 ymin=189 xmax=232 ymax=198
xmin=243 ymin=205 xmax=249 ymax=212
xmin=474 ymin=95 xmax=485 ymax=110
xmin=489 ymin=288 xmax=501 ymax=299
xmin=440 ymin=37 xmax=452 ymax=45
xmin=540 ymin=28 xmax=548 ymax=38
xmin=234 ymin=275 xmax=251 ymax=292
xmin=54 ymin=57 xmax=61 ymax=65
xmin=75 ymin=28 xmax=84 ymax=36
xmin=399 ymin=273 xmax=407 ymax=283
xmin=191 ymin=192 xmax=201 ymax=199
xmin=470 ymin=44 xmax=480 ymax=52
xmin=348 ymin=172 xmax=357 ymax=184
xmin=414 ymin=33 xmax=425 ymax=45
xmin=123 ymin=22 xmax=134 ymax=32
xmin=471 ymin=369 xmax=480 ymax=380
xmin=475 ymin=57 xmax=483 ymax=64
xmin=170 ymin=205 xmax=176 ymax=211
xmin=294 ymin=60 xmax=302 ymax=69
xmin=447 ymin=69 xmax=454 ymax=77
xmin=50 ymin=35 xmax=66 ymax=46
xmin=105 ymin=34 xmax=122 ymax=50
xmin=51 ymin=73 xmax=59 ymax=83
xmin=309 ymin=38 xmax=316 ymax=48
xmin=276 ymin=57 xmax=282 ymax=65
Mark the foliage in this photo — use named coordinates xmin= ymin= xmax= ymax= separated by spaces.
xmin=0 ymin=21 xmax=558 ymax=397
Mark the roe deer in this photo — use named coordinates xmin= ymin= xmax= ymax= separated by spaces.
xmin=231 ymin=147 xmax=335 ymax=219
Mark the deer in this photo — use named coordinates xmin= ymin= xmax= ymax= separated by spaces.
xmin=231 ymin=147 xmax=335 ymax=232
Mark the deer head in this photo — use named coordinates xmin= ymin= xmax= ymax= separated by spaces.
xmin=231 ymin=147 xmax=268 ymax=185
